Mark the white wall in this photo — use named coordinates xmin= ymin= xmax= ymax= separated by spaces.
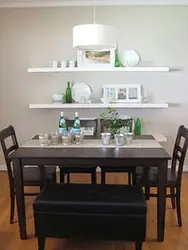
xmin=0 ymin=6 xmax=188 ymax=165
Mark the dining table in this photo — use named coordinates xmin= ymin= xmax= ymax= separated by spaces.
xmin=8 ymin=134 xmax=170 ymax=242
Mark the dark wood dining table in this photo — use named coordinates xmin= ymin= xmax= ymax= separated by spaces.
xmin=9 ymin=139 xmax=170 ymax=242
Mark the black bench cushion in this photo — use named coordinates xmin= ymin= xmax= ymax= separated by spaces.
xmin=33 ymin=184 xmax=146 ymax=215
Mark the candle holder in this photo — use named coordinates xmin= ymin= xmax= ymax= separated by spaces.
xmin=39 ymin=133 xmax=50 ymax=147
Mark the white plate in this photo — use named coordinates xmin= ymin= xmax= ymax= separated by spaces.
xmin=122 ymin=49 xmax=140 ymax=67
xmin=72 ymin=82 xmax=92 ymax=104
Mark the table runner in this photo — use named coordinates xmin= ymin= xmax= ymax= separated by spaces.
xmin=21 ymin=138 xmax=162 ymax=149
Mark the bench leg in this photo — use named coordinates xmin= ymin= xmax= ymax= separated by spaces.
xmin=38 ymin=237 xmax=45 ymax=250
xmin=135 ymin=241 xmax=143 ymax=250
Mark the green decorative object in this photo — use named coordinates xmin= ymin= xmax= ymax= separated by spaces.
xmin=135 ymin=118 xmax=141 ymax=135
xmin=66 ymin=82 xmax=72 ymax=103
xmin=115 ymin=54 xmax=121 ymax=67
xmin=100 ymin=107 xmax=132 ymax=138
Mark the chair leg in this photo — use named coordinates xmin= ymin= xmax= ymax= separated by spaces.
xmin=38 ymin=237 xmax=45 ymax=250
xmin=132 ymin=168 xmax=137 ymax=185
xmin=59 ymin=168 xmax=65 ymax=183
xmin=135 ymin=241 xmax=143 ymax=250
xmin=40 ymin=185 xmax=44 ymax=191
xmin=101 ymin=170 xmax=106 ymax=184
xmin=67 ymin=173 xmax=70 ymax=183
xmin=170 ymin=187 xmax=176 ymax=209
xmin=128 ymin=171 xmax=131 ymax=185
xmin=10 ymin=189 xmax=15 ymax=224
xmin=91 ymin=169 xmax=97 ymax=184
xmin=52 ymin=171 xmax=57 ymax=183
xmin=176 ymin=187 xmax=182 ymax=227
xmin=144 ymin=187 xmax=150 ymax=200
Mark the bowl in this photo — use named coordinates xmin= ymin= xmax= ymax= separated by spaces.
xmin=52 ymin=94 xmax=63 ymax=103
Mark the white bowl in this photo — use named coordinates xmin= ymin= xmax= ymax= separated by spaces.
xmin=52 ymin=94 xmax=63 ymax=103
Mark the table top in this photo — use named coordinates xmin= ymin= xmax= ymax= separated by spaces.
xmin=8 ymin=147 xmax=170 ymax=160
xmin=9 ymin=135 xmax=171 ymax=160
xmin=31 ymin=134 xmax=167 ymax=142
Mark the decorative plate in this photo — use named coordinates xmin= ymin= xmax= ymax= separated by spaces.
xmin=72 ymin=82 xmax=92 ymax=104
xmin=122 ymin=49 xmax=140 ymax=67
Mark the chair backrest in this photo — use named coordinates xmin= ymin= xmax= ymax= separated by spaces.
xmin=171 ymin=125 xmax=188 ymax=183
xmin=0 ymin=125 xmax=19 ymax=184
xmin=66 ymin=119 xmax=99 ymax=138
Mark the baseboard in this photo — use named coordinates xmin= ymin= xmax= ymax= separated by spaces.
xmin=184 ymin=165 xmax=188 ymax=172
xmin=0 ymin=165 xmax=7 ymax=171
xmin=0 ymin=165 xmax=188 ymax=172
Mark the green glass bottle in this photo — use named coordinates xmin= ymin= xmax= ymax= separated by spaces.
xmin=115 ymin=54 xmax=121 ymax=67
xmin=135 ymin=118 xmax=141 ymax=136
xmin=72 ymin=112 xmax=81 ymax=134
xmin=66 ymin=82 xmax=72 ymax=103
xmin=58 ymin=111 xmax=67 ymax=134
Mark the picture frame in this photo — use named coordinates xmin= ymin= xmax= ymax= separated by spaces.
xmin=77 ymin=49 xmax=115 ymax=68
xmin=102 ymin=84 xmax=142 ymax=103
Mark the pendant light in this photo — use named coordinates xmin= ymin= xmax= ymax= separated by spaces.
xmin=73 ymin=5 xmax=116 ymax=51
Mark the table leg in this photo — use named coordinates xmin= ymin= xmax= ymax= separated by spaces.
xmin=13 ymin=159 xmax=27 ymax=239
xmin=157 ymin=160 xmax=168 ymax=242
xmin=39 ymin=165 xmax=45 ymax=190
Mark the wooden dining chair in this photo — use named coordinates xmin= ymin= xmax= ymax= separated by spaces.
xmin=99 ymin=119 xmax=135 ymax=185
xmin=136 ymin=125 xmax=188 ymax=227
xmin=59 ymin=119 xmax=99 ymax=184
xmin=0 ymin=125 xmax=57 ymax=224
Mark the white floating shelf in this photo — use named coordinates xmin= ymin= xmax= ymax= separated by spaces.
xmin=1 ymin=0 xmax=188 ymax=8
xmin=28 ymin=67 xmax=170 ymax=73
xmin=29 ymin=103 xmax=168 ymax=109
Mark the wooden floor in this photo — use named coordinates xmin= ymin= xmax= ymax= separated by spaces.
xmin=0 ymin=172 xmax=188 ymax=250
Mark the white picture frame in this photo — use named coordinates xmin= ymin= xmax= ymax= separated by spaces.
xmin=77 ymin=49 xmax=115 ymax=68
xmin=102 ymin=84 xmax=142 ymax=103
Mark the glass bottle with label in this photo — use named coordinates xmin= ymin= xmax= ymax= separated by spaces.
xmin=72 ymin=112 xmax=81 ymax=135
xmin=66 ymin=82 xmax=72 ymax=103
xmin=58 ymin=111 xmax=67 ymax=134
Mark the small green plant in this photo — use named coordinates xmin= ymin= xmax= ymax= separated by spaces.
xmin=100 ymin=107 xmax=132 ymax=138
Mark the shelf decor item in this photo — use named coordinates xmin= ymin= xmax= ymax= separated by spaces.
xmin=114 ymin=53 xmax=122 ymax=67
xmin=135 ymin=118 xmax=142 ymax=135
xmin=77 ymin=49 xmax=115 ymax=68
xmin=73 ymin=5 xmax=116 ymax=51
xmin=71 ymin=82 xmax=92 ymax=104
xmin=122 ymin=49 xmax=141 ymax=67
xmin=51 ymin=94 xmax=63 ymax=103
xmin=65 ymin=82 xmax=72 ymax=103
xmin=102 ymin=84 xmax=142 ymax=103
xmin=114 ymin=45 xmax=123 ymax=67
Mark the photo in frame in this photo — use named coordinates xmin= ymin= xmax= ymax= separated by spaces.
xmin=102 ymin=84 xmax=142 ymax=103
xmin=77 ymin=49 xmax=115 ymax=68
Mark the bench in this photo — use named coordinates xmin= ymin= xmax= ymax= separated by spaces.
xmin=33 ymin=184 xmax=147 ymax=250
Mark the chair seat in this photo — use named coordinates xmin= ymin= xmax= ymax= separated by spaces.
xmin=33 ymin=183 xmax=146 ymax=215
xmin=23 ymin=166 xmax=56 ymax=185
xmin=137 ymin=167 xmax=177 ymax=187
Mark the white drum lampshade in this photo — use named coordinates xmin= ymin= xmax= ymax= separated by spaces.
xmin=73 ymin=24 xmax=116 ymax=51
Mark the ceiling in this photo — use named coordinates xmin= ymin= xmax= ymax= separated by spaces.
xmin=0 ymin=0 xmax=188 ymax=8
